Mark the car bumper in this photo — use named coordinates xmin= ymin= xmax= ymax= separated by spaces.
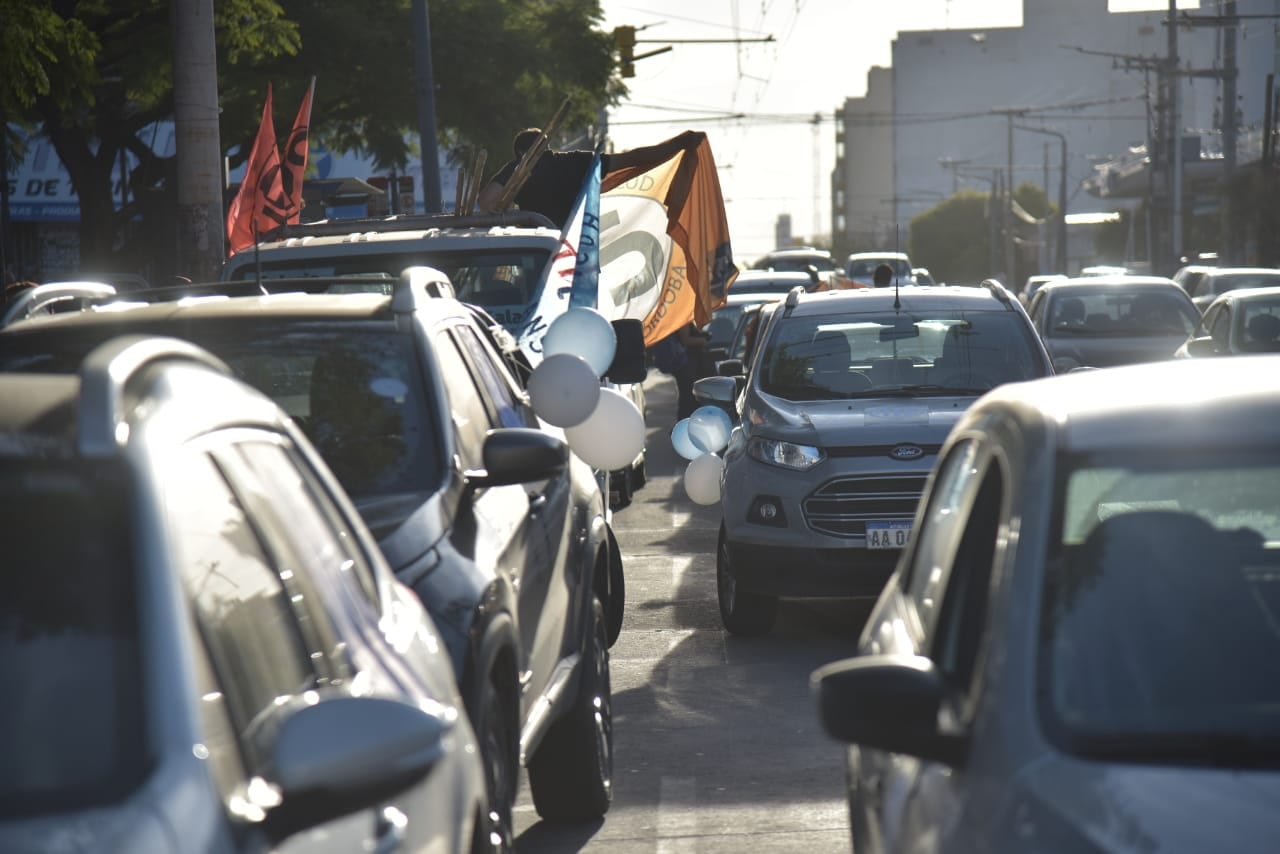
xmin=722 ymin=540 xmax=898 ymax=597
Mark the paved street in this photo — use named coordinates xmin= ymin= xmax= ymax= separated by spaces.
xmin=515 ymin=372 xmax=873 ymax=853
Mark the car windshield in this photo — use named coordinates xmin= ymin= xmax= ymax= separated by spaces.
xmin=225 ymin=248 xmax=551 ymax=331
xmin=0 ymin=323 xmax=443 ymax=499
xmin=0 ymin=462 xmax=148 ymax=817
xmin=847 ymin=257 xmax=912 ymax=281
xmin=757 ymin=310 xmax=1043 ymax=400
xmin=753 ymin=254 xmax=835 ymax=273
xmin=1047 ymin=289 xmax=1198 ymax=337
xmin=1041 ymin=453 xmax=1280 ymax=762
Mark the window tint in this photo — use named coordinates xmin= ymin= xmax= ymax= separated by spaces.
xmin=235 ymin=438 xmax=380 ymax=612
xmin=433 ymin=332 xmax=491 ymax=470
xmin=759 ymin=310 xmax=1043 ymax=400
xmin=904 ymin=440 xmax=982 ymax=642
xmin=0 ymin=462 xmax=148 ymax=816
xmin=1042 ymin=453 xmax=1280 ymax=755
xmin=170 ymin=450 xmax=315 ymax=750
xmin=454 ymin=325 xmax=536 ymax=429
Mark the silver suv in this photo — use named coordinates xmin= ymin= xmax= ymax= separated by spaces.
xmin=695 ymin=282 xmax=1051 ymax=636
xmin=0 ymin=336 xmax=488 ymax=851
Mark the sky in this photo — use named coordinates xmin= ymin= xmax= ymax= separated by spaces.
xmin=596 ymin=0 xmax=1195 ymax=264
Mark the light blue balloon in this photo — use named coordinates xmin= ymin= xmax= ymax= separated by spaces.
xmin=688 ymin=405 xmax=733 ymax=454
xmin=671 ymin=419 xmax=702 ymax=461
xmin=543 ymin=307 xmax=617 ymax=376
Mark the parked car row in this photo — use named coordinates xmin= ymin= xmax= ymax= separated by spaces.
xmin=0 ymin=254 xmax=633 ymax=848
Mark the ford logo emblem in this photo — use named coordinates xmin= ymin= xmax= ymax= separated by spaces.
xmin=889 ymin=444 xmax=924 ymax=461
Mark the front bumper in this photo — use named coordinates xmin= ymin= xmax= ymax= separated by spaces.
xmin=722 ymin=540 xmax=898 ymax=598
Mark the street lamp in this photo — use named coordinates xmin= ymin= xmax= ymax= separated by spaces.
xmin=1014 ymin=124 xmax=1068 ymax=273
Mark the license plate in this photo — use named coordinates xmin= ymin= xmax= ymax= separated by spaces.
xmin=865 ymin=521 xmax=911 ymax=549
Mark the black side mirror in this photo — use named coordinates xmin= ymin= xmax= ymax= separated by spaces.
xmin=717 ymin=358 xmax=744 ymax=377
xmin=606 ymin=318 xmax=648 ymax=384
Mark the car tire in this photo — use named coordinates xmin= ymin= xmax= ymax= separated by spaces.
xmin=527 ymin=596 xmax=613 ymax=821
xmin=605 ymin=532 xmax=625 ymax=648
xmin=469 ymin=664 xmax=519 ymax=852
xmin=631 ymin=457 xmax=647 ymax=489
xmin=717 ymin=526 xmax=777 ymax=636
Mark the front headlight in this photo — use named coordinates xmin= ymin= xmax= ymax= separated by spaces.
xmin=746 ymin=437 xmax=824 ymax=470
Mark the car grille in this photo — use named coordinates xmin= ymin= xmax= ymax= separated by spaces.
xmin=803 ymin=473 xmax=930 ymax=538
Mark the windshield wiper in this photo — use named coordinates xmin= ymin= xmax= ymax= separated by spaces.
xmin=878 ymin=384 xmax=991 ymax=396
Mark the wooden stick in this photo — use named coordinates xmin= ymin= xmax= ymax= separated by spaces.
xmin=493 ymin=97 xmax=573 ymax=212
xmin=463 ymin=149 xmax=487 ymax=215
xmin=454 ymin=157 xmax=466 ymax=214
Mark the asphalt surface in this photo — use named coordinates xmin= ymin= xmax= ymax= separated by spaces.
xmin=514 ymin=371 xmax=873 ymax=853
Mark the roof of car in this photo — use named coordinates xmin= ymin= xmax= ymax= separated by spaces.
xmin=974 ymin=355 xmax=1280 ymax=453
xmin=846 ymin=251 xmax=910 ymax=261
xmin=1207 ymin=285 xmax=1280 ymax=304
xmin=776 ymin=284 xmax=1015 ymax=319
xmin=722 ymin=290 xmax=787 ymax=306
xmin=1041 ymin=275 xmax=1182 ymax=292
xmin=1203 ymin=267 xmax=1280 ymax=278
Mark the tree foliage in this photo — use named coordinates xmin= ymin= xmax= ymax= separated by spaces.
xmin=909 ymin=182 xmax=1056 ymax=285
xmin=3 ymin=0 xmax=620 ymax=275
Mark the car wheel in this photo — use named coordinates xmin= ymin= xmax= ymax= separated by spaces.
xmin=527 ymin=596 xmax=613 ymax=820
xmin=631 ymin=456 xmax=647 ymax=489
xmin=605 ymin=533 xmax=625 ymax=648
xmin=717 ymin=526 xmax=777 ymax=636
xmin=609 ymin=468 xmax=632 ymax=510
xmin=470 ymin=666 xmax=518 ymax=852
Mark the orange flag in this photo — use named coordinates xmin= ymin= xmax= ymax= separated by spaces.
xmin=226 ymin=84 xmax=286 ymax=256
xmin=601 ymin=131 xmax=737 ymax=346
xmin=281 ymin=78 xmax=315 ymax=224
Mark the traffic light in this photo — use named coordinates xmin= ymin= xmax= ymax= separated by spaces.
xmin=613 ymin=25 xmax=636 ymax=78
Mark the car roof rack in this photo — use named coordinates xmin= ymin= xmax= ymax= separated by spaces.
xmin=77 ymin=335 xmax=232 ymax=459
xmin=392 ymin=266 xmax=456 ymax=314
xmin=264 ymin=210 xmax=559 ymax=241
xmin=979 ymin=278 xmax=1014 ymax=306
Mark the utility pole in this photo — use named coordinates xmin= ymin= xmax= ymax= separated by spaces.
xmin=171 ymin=0 xmax=225 ymax=278
xmin=412 ymin=0 xmax=442 ymax=213
xmin=1221 ymin=0 xmax=1238 ymax=263
xmin=1015 ymin=124 xmax=1069 ymax=273
xmin=1006 ymin=112 xmax=1015 ymax=281
xmin=1168 ymin=0 xmax=1183 ymax=271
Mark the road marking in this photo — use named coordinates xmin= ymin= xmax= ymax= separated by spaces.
xmin=657 ymin=775 xmax=697 ymax=854
xmin=672 ymin=510 xmax=691 ymax=528
xmin=672 ymin=555 xmax=694 ymax=589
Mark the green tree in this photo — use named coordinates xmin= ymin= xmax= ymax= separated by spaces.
xmin=909 ymin=182 xmax=1055 ymax=285
xmin=2 ymin=0 xmax=619 ymax=276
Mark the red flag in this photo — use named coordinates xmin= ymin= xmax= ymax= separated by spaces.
xmin=281 ymin=78 xmax=314 ymax=224
xmin=226 ymin=84 xmax=286 ymax=256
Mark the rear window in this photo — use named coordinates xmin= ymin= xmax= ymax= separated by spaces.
xmin=0 ymin=462 xmax=148 ymax=817
xmin=1046 ymin=289 xmax=1198 ymax=337
xmin=847 ymin=257 xmax=912 ymax=281
xmin=224 ymin=248 xmax=551 ymax=330
xmin=758 ymin=309 xmax=1044 ymax=400
xmin=0 ymin=322 xmax=444 ymax=499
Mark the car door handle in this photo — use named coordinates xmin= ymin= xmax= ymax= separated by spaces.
xmin=528 ymin=493 xmax=548 ymax=514
xmin=373 ymin=806 xmax=407 ymax=854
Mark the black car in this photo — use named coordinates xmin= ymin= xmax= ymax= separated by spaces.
xmin=0 ymin=268 xmax=619 ymax=845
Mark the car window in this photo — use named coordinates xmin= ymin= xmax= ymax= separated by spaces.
xmin=234 ymin=437 xmax=382 ymax=613
xmin=1209 ymin=306 xmax=1232 ymax=349
xmin=929 ymin=461 xmax=1004 ymax=703
xmin=903 ymin=439 xmax=983 ymax=643
xmin=0 ymin=461 xmax=149 ymax=816
xmin=169 ymin=449 xmax=317 ymax=757
xmin=1237 ymin=303 xmax=1280 ymax=352
xmin=1042 ymin=452 xmax=1280 ymax=758
xmin=453 ymin=324 xmax=538 ymax=429
xmin=1047 ymin=289 xmax=1197 ymax=337
xmin=433 ymin=330 xmax=491 ymax=470
xmin=757 ymin=310 xmax=1043 ymax=399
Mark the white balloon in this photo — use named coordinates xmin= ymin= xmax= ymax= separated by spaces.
xmin=566 ymin=387 xmax=646 ymax=471
xmin=688 ymin=405 xmax=733 ymax=454
xmin=527 ymin=353 xmax=601 ymax=427
xmin=543 ymin=307 xmax=618 ymax=376
xmin=671 ymin=419 xmax=702 ymax=461
xmin=684 ymin=453 xmax=724 ymax=505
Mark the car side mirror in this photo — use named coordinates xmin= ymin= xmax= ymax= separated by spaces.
xmin=717 ymin=358 xmax=745 ymax=377
xmin=260 ymin=694 xmax=448 ymax=843
xmin=605 ymin=318 xmax=648 ymax=384
xmin=811 ymin=654 xmax=967 ymax=767
xmin=1186 ymin=336 xmax=1218 ymax=357
xmin=693 ymin=375 xmax=738 ymax=406
xmin=469 ymin=428 xmax=568 ymax=488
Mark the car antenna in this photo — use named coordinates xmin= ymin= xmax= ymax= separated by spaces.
xmin=893 ymin=224 xmax=902 ymax=311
